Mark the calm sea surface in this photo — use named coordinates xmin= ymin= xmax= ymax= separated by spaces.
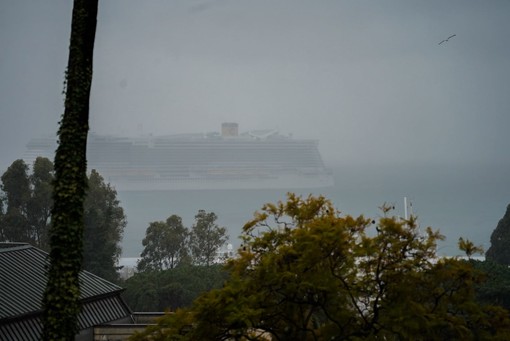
xmin=117 ymin=164 xmax=510 ymax=257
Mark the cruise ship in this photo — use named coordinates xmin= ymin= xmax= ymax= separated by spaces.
xmin=24 ymin=123 xmax=334 ymax=191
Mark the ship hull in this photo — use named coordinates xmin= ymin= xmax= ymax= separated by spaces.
xmin=104 ymin=173 xmax=334 ymax=191
xmin=24 ymin=131 xmax=334 ymax=191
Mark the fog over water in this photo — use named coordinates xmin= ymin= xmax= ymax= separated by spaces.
xmin=1 ymin=1 xmax=510 ymax=257
xmin=118 ymin=165 xmax=509 ymax=257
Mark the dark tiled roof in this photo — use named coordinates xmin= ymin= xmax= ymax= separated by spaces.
xmin=0 ymin=296 xmax=131 ymax=341
xmin=0 ymin=243 xmax=131 ymax=340
xmin=0 ymin=316 xmax=41 ymax=341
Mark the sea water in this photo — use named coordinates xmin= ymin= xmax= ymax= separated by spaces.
xmin=117 ymin=164 xmax=510 ymax=258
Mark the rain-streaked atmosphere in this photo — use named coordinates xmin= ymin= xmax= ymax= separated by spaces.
xmin=2 ymin=0 xmax=510 ymax=257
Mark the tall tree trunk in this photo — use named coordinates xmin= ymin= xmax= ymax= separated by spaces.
xmin=42 ymin=1 xmax=98 ymax=340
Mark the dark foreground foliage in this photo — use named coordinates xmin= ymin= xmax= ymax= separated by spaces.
xmin=1 ymin=158 xmax=126 ymax=284
xmin=473 ymin=259 xmax=510 ymax=312
xmin=486 ymin=204 xmax=510 ymax=266
xmin=131 ymin=194 xmax=510 ymax=341
xmin=123 ymin=264 xmax=228 ymax=312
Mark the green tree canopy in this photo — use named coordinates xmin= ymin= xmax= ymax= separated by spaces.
xmin=83 ymin=169 xmax=126 ymax=282
xmin=0 ymin=159 xmax=31 ymax=244
xmin=1 ymin=159 xmax=31 ymax=210
xmin=124 ymin=264 xmax=228 ymax=312
xmin=0 ymin=158 xmax=53 ymax=249
xmin=472 ymin=259 xmax=510 ymax=312
xmin=458 ymin=236 xmax=484 ymax=260
xmin=134 ymin=194 xmax=510 ymax=340
xmin=486 ymin=204 xmax=510 ymax=266
xmin=28 ymin=157 xmax=54 ymax=249
xmin=1 ymin=159 xmax=125 ymax=281
xmin=189 ymin=210 xmax=228 ymax=266
xmin=138 ymin=214 xmax=189 ymax=272
xmin=0 ymin=192 xmax=4 ymax=238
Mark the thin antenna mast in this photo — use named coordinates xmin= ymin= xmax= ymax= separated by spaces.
xmin=404 ymin=197 xmax=408 ymax=220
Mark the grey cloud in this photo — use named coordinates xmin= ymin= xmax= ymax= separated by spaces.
xmin=1 ymin=0 xmax=510 ymax=170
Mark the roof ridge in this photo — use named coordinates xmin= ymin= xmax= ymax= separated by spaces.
xmin=0 ymin=242 xmax=33 ymax=253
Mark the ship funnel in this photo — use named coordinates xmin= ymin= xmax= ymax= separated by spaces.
xmin=221 ymin=122 xmax=238 ymax=137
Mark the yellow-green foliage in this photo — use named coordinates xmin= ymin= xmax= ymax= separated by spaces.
xmin=132 ymin=194 xmax=510 ymax=340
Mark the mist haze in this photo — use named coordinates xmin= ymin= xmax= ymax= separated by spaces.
xmin=2 ymin=1 xmax=509 ymax=256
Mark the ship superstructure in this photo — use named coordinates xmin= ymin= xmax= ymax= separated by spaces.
xmin=25 ymin=123 xmax=333 ymax=190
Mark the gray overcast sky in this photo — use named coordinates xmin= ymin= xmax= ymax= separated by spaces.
xmin=1 ymin=0 xmax=510 ymax=171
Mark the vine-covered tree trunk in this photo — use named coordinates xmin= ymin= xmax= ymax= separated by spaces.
xmin=42 ymin=1 xmax=98 ymax=340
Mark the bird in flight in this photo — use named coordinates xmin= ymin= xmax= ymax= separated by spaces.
xmin=438 ymin=34 xmax=456 ymax=45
